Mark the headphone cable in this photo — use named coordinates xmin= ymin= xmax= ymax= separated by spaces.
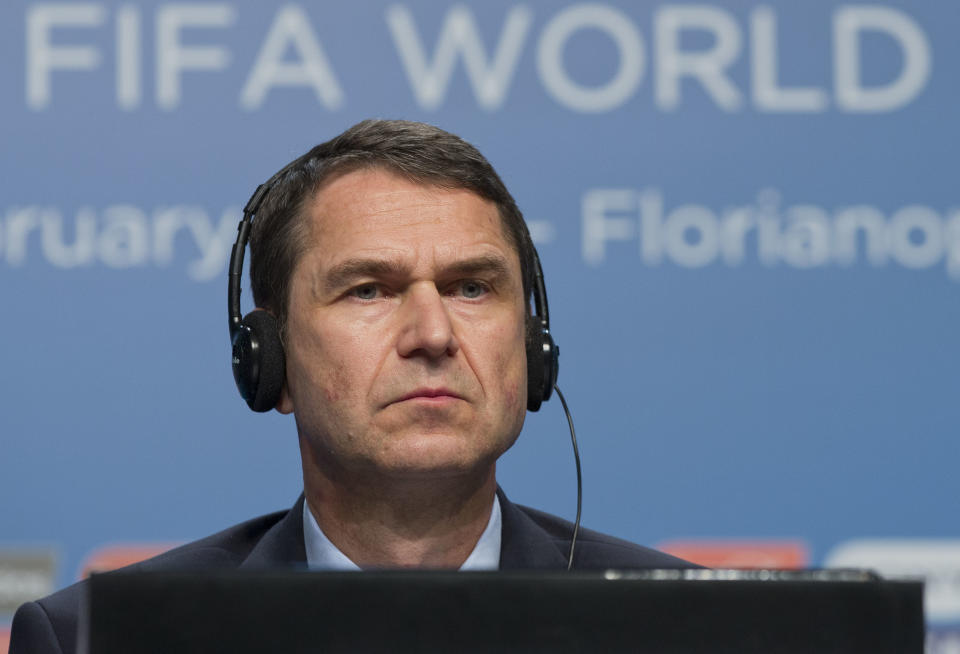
xmin=554 ymin=384 xmax=581 ymax=571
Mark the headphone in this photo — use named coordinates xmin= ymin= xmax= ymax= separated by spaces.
xmin=228 ymin=171 xmax=559 ymax=413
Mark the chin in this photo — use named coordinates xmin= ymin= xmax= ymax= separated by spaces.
xmin=377 ymin=437 xmax=499 ymax=480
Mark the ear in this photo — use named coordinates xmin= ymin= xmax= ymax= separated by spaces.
xmin=277 ymin=382 xmax=294 ymax=414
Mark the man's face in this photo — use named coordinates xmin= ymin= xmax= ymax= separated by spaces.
xmin=278 ymin=167 xmax=528 ymax=482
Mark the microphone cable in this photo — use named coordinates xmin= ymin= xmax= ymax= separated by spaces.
xmin=554 ymin=384 xmax=582 ymax=571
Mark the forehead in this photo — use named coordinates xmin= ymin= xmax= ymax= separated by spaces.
xmin=303 ymin=167 xmax=516 ymax=264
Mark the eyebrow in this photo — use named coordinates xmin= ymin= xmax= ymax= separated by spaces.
xmin=443 ymin=254 xmax=513 ymax=281
xmin=319 ymin=253 xmax=514 ymax=296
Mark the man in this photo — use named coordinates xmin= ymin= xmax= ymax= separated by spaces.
xmin=11 ymin=119 xmax=693 ymax=654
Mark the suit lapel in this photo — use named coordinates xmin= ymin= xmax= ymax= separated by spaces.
xmin=497 ymin=488 xmax=568 ymax=570
xmin=239 ymin=495 xmax=308 ymax=569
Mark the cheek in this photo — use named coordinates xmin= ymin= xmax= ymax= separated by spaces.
xmin=315 ymin=346 xmax=365 ymax=405
xmin=288 ymin=329 xmax=354 ymax=407
xmin=504 ymin=386 xmax=520 ymax=413
xmin=496 ymin=331 xmax=527 ymax=412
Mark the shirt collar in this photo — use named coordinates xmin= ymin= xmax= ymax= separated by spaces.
xmin=302 ymin=495 xmax=501 ymax=571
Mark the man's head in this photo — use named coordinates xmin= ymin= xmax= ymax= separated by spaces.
xmin=249 ymin=119 xmax=536 ymax=337
xmin=243 ymin=119 xmax=543 ymax=488
xmin=275 ymin=166 xmax=529 ymax=485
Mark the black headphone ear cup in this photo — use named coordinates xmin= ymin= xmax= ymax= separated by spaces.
xmin=525 ymin=318 xmax=545 ymax=412
xmin=526 ymin=318 xmax=558 ymax=412
xmin=232 ymin=309 xmax=286 ymax=413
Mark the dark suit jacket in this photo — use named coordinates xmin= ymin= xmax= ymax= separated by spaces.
xmin=10 ymin=490 xmax=696 ymax=654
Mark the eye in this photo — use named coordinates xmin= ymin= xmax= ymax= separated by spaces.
xmin=458 ymin=280 xmax=488 ymax=299
xmin=350 ymin=283 xmax=381 ymax=300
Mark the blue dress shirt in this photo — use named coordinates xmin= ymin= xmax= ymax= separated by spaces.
xmin=302 ymin=495 xmax=502 ymax=571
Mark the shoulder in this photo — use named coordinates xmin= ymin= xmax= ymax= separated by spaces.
xmin=514 ymin=503 xmax=699 ymax=570
xmin=133 ymin=507 xmax=292 ymax=570
xmin=9 ymin=506 xmax=295 ymax=654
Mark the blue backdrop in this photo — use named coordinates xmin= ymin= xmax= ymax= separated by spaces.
xmin=2 ymin=1 xmax=958 ymax=648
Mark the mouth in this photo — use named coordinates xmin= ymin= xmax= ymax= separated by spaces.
xmin=392 ymin=388 xmax=464 ymax=405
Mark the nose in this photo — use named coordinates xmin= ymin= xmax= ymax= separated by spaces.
xmin=396 ymin=283 xmax=460 ymax=360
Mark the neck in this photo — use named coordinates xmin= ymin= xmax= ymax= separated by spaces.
xmin=299 ymin=438 xmax=498 ymax=569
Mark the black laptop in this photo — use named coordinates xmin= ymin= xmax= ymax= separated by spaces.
xmin=82 ymin=568 xmax=923 ymax=653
